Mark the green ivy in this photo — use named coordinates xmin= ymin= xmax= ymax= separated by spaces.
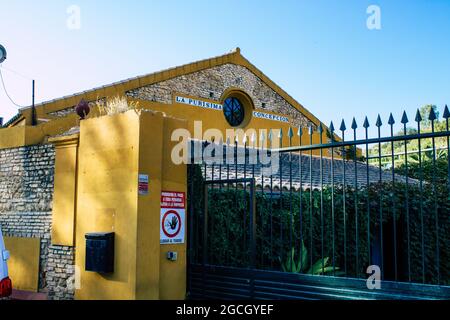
xmin=188 ymin=164 xmax=450 ymax=285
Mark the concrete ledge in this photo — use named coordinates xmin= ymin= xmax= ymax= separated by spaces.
xmin=11 ymin=289 xmax=48 ymax=300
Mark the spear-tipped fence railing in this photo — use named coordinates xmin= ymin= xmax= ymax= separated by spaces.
xmin=188 ymin=105 xmax=450 ymax=286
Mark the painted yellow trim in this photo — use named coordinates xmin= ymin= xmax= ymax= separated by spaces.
xmin=158 ymin=116 xmax=188 ymax=300
xmin=51 ymin=135 xmax=79 ymax=246
xmin=219 ymin=87 xmax=254 ymax=109
xmin=135 ymin=111 xmax=164 ymax=300
xmin=172 ymin=91 xmax=221 ymax=107
xmin=172 ymin=89 xmax=291 ymax=123
xmin=219 ymin=88 xmax=255 ymax=128
xmin=4 ymin=115 xmax=25 ymax=128
xmin=0 ymin=114 xmax=81 ymax=150
xmin=14 ymin=49 xmax=324 ymax=130
xmin=47 ymin=134 xmax=80 ymax=146
xmin=0 ymin=126 xmax=27 ymax=149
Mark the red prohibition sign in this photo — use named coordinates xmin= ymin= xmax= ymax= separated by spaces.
xmin=162 ymin=210 xmax=182 ymax=238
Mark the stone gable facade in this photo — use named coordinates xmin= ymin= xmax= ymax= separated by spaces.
xmin=126 ymin=64 xmax=314 ymax=128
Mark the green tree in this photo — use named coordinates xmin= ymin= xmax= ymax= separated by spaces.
xmin=368 ymin=105 xmax=449 ymax=180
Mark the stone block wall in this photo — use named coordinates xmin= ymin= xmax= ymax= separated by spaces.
xmin=126 ymin=64 xmax=314 ymax=128
xmin=0 ymin=144 xmax=75 ymax=300
xmin=46 ymin=245 xmax=75 ymax=300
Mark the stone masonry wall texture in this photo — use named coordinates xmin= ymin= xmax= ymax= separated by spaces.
xmin=46 ymin=245 xmax=75 ymax=300
xmin=126 ymin=64 xmax=314 ymax=128
xmin=0 ymin=144 xmax=74 ymax=300
xmin=47 ymin=99 xmax=106 ymax=118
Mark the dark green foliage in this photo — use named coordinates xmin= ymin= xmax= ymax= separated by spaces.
xmin=279 ymin=242 xmax=339 ymax=275
xmin=395 ymin=156 xmax=449 ymax=184
xmin=188 ymin=165 xmax=450 ymax=285
xmin=369 ymin=105 xmax=449 ymax=172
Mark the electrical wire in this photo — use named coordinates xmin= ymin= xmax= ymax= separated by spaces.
xmin=1 ymin=65 xmax=34 ymax=81
xmin=0 ymin=66 xmax=25 ymax=109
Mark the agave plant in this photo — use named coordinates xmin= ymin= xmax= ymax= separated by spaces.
xmin=278 ymin=241 xmax=338 ymax=275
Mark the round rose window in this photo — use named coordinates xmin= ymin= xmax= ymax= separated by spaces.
xmin=223 ymin=97 xmax=245 ymax=127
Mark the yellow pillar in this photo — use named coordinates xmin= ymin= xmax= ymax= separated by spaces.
xmin=49 ymin=134 xmax=79 ymax=246
xmin=158 ymin=116 xmax=188 ymax=300
xmin=75 ymin=111 xmax=140 ymax=300
xmin=74 ymin=110 xmax=187 ymax=300
xmin=135 ymin=111 xmax=164 ymax=300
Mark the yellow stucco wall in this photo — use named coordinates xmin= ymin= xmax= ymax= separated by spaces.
xmin=132 ymin=98 xmax=328 ymax=149
xmin=4 ymin=237 xmax=41 ymax=292
xmin=135 ymin=111 xmax=163 ymax=300
xmin=75 ymin=111 xmax=140 ymax=300
xmin=0 ymin=126 xmax=27 ymax=149
xmin=51 ymin=136 xmax=79 ymax=246
xmin=0 ymin=115 xmax=80 ymax=149
xmin=73 ymin=110 xmax=187 ymax=300
xmin=1 ymin=97 xmax=330 ymax=160
xmin=159 ymin=116 xmax=188 ymax=300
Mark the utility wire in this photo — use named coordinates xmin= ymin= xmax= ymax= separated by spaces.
xmin=1 ymin=65 xmax=34 ymax=81
xmin=0 ymin=66 xmax=25 ymax=109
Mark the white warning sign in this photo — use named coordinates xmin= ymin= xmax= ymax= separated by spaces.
xmin=160 ymin=191 xmax=185 ymax=245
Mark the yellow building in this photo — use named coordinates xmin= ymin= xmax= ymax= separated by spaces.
xmin=2 ymin=48 xmax=328 ymax=147
xmin=0 ymin=49 xmax=332 ymax=300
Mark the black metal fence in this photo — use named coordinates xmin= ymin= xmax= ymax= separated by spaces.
xmin=188 ymin=106 xmax=450 ymax=289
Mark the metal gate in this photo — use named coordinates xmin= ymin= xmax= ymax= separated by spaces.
xmin=187 ymin=106 xmax=450 ymax=300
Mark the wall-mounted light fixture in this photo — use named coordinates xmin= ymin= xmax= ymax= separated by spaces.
xmin=0 ymin=45 xmax=7 ymax=64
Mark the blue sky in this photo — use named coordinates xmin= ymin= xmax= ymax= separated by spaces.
xmin=0 ymin=0 xmax=449 ymax=137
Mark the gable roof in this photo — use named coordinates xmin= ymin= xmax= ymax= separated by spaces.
xmin=1 ymin=113 xmax=22 ymax=128
xmin=7 ymin=48 xmax=323 ymax=128
xmin=203 ymin=152 xmax=414 ymax=191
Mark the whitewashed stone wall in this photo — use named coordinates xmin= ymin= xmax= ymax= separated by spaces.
xmin=47 ymin=106 xmax=77 ymax=118
xmin=46 ymin=246 xmax=75 ymax=300
xmin=126 ymin=64 xmax=314 ymax=128
xmin=0 ymin=144 xmax=74 ymax=300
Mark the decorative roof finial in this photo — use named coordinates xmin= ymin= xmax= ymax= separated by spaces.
xmin=76 ymin=99 xmax=90 ymax=120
